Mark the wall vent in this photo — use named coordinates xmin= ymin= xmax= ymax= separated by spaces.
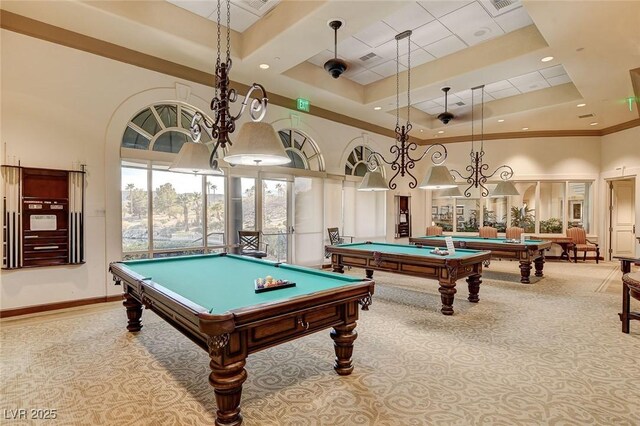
xmin=578 ymin=113 xmax=595 ymax=119
xmin=359 ymin=52 xmax=378 ymax=62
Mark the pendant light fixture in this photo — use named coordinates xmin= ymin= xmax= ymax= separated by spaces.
xmin=449 ymin=85 xmax=518 ymax=197
xmin=171 ymin=0 xmax=290 ymax=173
xmin=358 ymin=30 xmax=454 ymax=191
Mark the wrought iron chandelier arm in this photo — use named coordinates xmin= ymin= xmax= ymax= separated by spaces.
xmin=483 ymin=164 xmax=515 ymax=181
xmin=405 ymin=142 xmax=448 ymax=166
xmin=230 ymin=83 xmax=269 ymax=122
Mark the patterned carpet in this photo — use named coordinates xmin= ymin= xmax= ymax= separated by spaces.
xmin=2 ymin=260 xmax=639 ymax=425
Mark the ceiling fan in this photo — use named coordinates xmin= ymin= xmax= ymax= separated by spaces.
xmin=436 ymin=87 xmax=487 ymax=125
xmin=437 ymin=87 xmax=455 ymax=124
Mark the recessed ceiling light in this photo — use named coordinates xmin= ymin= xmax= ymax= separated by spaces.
xmin=590 ymin=122 xmax=598 ymax=126
xmin=259 ymin=64 xmax=270 ymax=69
xmin=373 ymin=106 xmax=382 ymax=110
xmin=420 ymin=129 xmax=424 ymax=132
xmin=438 ymin=130 xmax=444 ymax=134
xmin=541 ymin=56 xmax=554 ymax=62
xmin=498 ymin=119 xmax=505 ymax=123
xmin=522 ymin=127 xmax=529 ymax=130
xmin=577 ymin=103 xmax=586 ymax=107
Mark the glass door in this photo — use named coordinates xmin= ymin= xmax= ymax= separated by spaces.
xmin=262 ymin=178 xmax=291 ymax=261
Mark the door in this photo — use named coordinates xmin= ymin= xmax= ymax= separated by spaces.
xmin=261 ymin=178 xmax=292 ymax=261
xmin=610 ymin=179 xmax=635 ymax=258
xmin=293 ymin=177 xmax=324 ymax=266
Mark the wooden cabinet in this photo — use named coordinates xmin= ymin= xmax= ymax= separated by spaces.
xmin=395 ymin=195 xmax=411 ymax=238
xmin=2 ymin=165 xmax=85 ymax=269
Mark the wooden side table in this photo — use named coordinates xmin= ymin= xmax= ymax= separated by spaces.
xmin=621 ymin=271 xmax=640 ymax=333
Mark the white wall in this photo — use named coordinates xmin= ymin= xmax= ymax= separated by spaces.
xmin=1 ymin=30 xmax=638 ymax=310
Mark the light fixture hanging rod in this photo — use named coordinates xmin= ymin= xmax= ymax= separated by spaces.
xmin=395 ymin=30 xmax=412 ymax=41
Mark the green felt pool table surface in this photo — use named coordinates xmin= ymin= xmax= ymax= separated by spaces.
xmin=412 ymin=236 xmax=546 ymax=247
xmin=120 ymin=254 xmax=362 ymax=314
xmin=335 ymin=242 xmax=487 ymax=259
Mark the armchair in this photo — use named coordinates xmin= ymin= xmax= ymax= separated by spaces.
xmin=479 ymin=226 xmax=498 ymax=238
xmin=505 ymin=227 xmax=524 ymax=240
xmin=425 ymin=226 xmax=443 ymax=236
xmin=327 ymin=227 xmax=354 ymax=245
xmin=238 ymin=231 xmax=269 ymax=259
xmin=566 ymin=227 xmax=599 ymax=263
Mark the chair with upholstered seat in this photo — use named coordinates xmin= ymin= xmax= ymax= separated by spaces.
xmin=238 ymin=231 xmax=269 ymax=259
xmin=425 ymin=225 xmax=443 ymax=236
xmin=566 ymin=227 xmax=599 ymax=263
xmin=505 ymin=227 xmax=524 ymax=240
xmin=479 ymin=226 xmax=498 ymax=238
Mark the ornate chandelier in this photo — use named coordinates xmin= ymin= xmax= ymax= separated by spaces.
xmin=170 ymin=0 xmax=289 ymax=174
xmin=358 ymin=30 xmax=454 ymax=191
xmin=449 ymin=85 xmax=519 ymax=198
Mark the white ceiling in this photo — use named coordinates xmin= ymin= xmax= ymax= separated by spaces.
xmin=309 ymin=1 xmax=534 ymax=86
xmin=167 ymin=0 xmax=280 ymax=32
xmin=2 ymin=0 xmax=637 ymax=138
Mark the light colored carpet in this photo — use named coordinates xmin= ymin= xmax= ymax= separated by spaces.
xmin=1 ymin=260 xmax=639 ymax=425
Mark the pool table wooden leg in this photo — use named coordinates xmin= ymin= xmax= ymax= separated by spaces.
xmin=534 ymin=253 xmax=545 ymax=277
xmin=438 ymin=281 xmax=457 ymax=315
xmin=122 ymin=292 xmax=143 ymax=332
xmin=466 ymin=274 xmax=481 ymax=303
xmin=620 ymin=282 xmax=631 ymax=334
xmin=331 ymin=322 xmax=357 ymax=375
xmin=519 ymin=261 xmax=532 ymax=284
xmin=209 ymin=359 xmax=247 ymax=426
xmin=365 ymin=269 xmax=374 ymax=279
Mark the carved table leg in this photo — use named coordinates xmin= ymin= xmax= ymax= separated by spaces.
xmin=534 ymin=253 xmax=545 ymax=277
xmin=519 ymin=261 xmax=532 ymax=284
xmin=122 ymin=292 xmax=143 ymax=332
xmin=365 ymin=269 xmax=374 ymax=279
xmin=467 ymin=274 xmax=482 ymax=303
xmin=332 ymin=263 xmax=344 ymax=274
xmin=438 ymin=281 xmax=457 ymax=315
xmin=330 ymin=322 xmax=357 ymax=375
xmin=209 ymin=359 xmax=248 ymax=426
xmin=620 ymin=282 xmax=630 ymax=334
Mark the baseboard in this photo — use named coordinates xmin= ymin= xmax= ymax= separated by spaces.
xmin=545 ymin=255 xmax=604 ymax=261
xmin=0 ymin=295 xmax=122 ymax=318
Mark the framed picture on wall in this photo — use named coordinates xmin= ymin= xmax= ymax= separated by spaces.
xmin=456 ymin=205 xmax=464 ymax=215
xmin=432 ymin=206 xmax=438 ymax=216
xmin=570 ymin=201 xmax=582 ymax=220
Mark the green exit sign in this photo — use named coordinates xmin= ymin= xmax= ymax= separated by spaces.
xmin=296 ymin=98 xmax=310 ymax=112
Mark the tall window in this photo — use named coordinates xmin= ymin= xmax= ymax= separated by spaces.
xmin=120 ymin=103 xmax=225 ymax=259
xmin=539 ymin=182 xmax=565 ymax=234
xmin=344 ymin=145 xmax=386 ymax=240
xmin=278 ymin=129 xmax=324 ymax=171
xmin=431 ymin=180 xmax=594 ymax=235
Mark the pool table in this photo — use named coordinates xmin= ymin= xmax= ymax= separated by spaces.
xmin=325 ymin=241 xmax=490 ymax=316
xmin=109 ymin=253 xmax=374 ymax=426
xmin=409 ymin=236 xmax=552 ymax=284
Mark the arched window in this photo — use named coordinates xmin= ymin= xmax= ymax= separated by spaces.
xmin=344 ymin=145 xmax=385 ymax=177
xmin=277 ymin=129 xmax=324 ymax=171
xmin=121 ymin=103 xmax=221 ymax=159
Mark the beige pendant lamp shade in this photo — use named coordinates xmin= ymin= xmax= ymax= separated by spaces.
xmin=169 ymin=142 xmax=222 ymax=174
xmin=437 ymin=186 xmax=463 ymax=198
xmin=491 ymin=180 xmax=520 ymax=197
xmin=223 ymin=122 xmax=291 ymax=166
xmin=358 ymin=171 xmax=389 ymax=191
xmin=419 ymin=165 xmax=457 ymax=189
